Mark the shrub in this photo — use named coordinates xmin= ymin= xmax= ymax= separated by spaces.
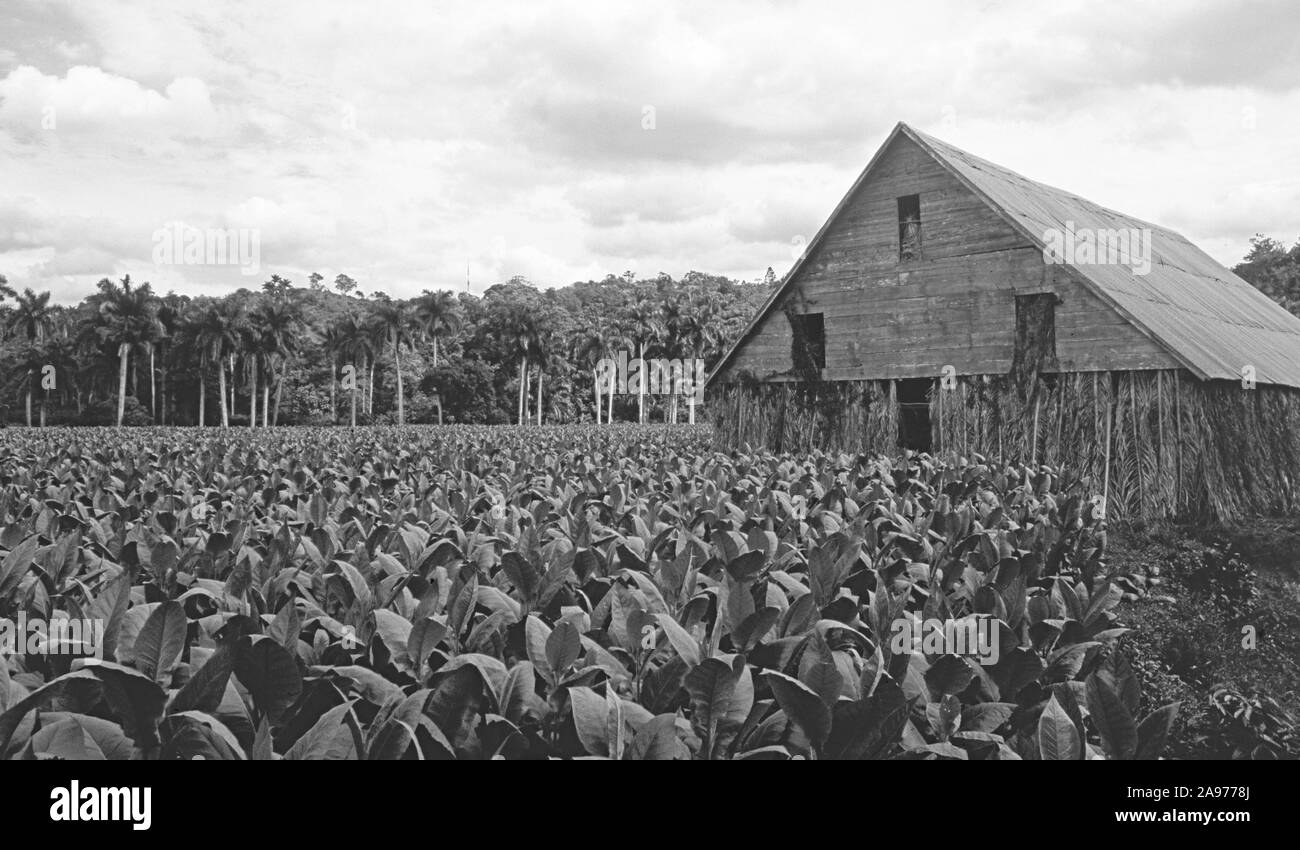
xmin=420 ymin=357 xmax=502 ymax=424
xmin=1207 ymin=686 xmax=1299 ymax=759
xmin=1185 ymin=542 xmax=1257 ymax=610
xmin=279 ymin=381 xmax=334 ymax=425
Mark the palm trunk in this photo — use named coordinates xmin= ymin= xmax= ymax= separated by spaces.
xmin=607 ymin=369 xmax=615 ymax=423
xmin=592 ymin=368 xmax=602 ymax=424
xmin=361 ymin=354 xmax=368 ymax=414
xmin=688 ymin=346 xmax=700 ymax=425
xmin=536 ymin=365 xmax=543 ymax=426
xmin=330 ymin=358 xmax=337 ymax=423
xmin=116 ymin=343 xmax=130 ymax=426
xmin=25 ymin=381 xmax=32 ymax=427
xmin=149 ymin=345 xmax=156 ymax=420
xmin=517 ymin=356 xmax=527 ymax=425
xmin=229 ymin=354 xmax=235 ymax=418
xmin=250 ymin=360 xmax=258 ymax=428
xmin=218 ymin=358 xmax=229 ymax=427
xmin=394 ymin=334 xmax=405 ymax=426
xmin=432 ymin=336 xmax=439 ymax=368
xmin=199 ymin=371 xmax=206 ymax=426
xmin=637 ymin=341 xmax=645 ymax=424
xmin=263 ymin=380 xmax=270 ymax=427
xmin=367 ymin=359 xmax=375 ymax=414
xmin=350 ymin=367 xmax=357 ymax=426
xmin=273 ymin=357 xmax=286 ymax=425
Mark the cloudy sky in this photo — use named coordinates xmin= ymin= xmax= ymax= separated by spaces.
xmin=1 ymin=0 xmax=1298 ymax=303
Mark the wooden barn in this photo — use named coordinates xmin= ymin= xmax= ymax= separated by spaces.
xmin=707 ymin=122 xmax=1300 ymax=520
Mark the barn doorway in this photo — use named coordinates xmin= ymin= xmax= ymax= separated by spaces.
xmin=897 ymin=378 xmax=932 ymax=452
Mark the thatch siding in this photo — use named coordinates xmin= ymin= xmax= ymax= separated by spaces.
xmin=710 ymin=373 xmax=1300 ymax=522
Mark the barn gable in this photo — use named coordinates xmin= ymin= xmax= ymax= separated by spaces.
xmin=710 ymin=122 xmax=1300 ymax=389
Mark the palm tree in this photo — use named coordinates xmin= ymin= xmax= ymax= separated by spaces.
xmin=573 ymin=322 xmax=629 ymax=425
xmin=88 ymin=276 xmax=162 ymax=426
xmin=415 ymin=289 xmax=461 ymax=368
xmin=322 ymin=323 xmax=347 ymax=423
xmin=607 ymin=316 xmax=639 ymax=423
xmin=238 ymin=319 xmax=267 ymax=427
xmin=334 ymin=316 xmax=373 ymax=427
xmin=5 ymin=288 xmax=55 ymax=426
xmin=373 ymin=299 xmax=418 ymax=425
xmin=363 ymin=312 xmax=387 ymax=414
xmin=252 ymin=298 xmax=303 ymax=425
xmin=71 ymin=307 xmax=114 ymax=410
xmin=261 ymin=274 xmax=293 ymax=299
xmin=660 ymin=292 xmax=688 ymax=423
xmin=501 ymin=305 xmax=542 ymax=426
xmin=32 ymin=308 xmax=84 ymax=416
xmin=155 ymin=293 xmax=189 ymax=424
xmin=10 ymin=344 xmax=43 ymax=426
xmin=676 ymin=292 xmax=721 ymax=424
xmin=24 ymin=335 xmax=79 ymax=427
xmin=625 ymin=298 xmax=664 ymax=424
xmin=532 ymin=329 xmax=559 ymax=426
xmin=192 ymin=300 xmax=246 ymax=427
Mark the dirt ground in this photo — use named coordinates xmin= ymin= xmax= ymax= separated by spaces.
xmin=1108 ymin=517 xmax=1300 ymax=758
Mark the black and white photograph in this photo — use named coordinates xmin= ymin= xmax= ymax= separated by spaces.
xmin=0 ymin=0 xmax=1295 ymax=825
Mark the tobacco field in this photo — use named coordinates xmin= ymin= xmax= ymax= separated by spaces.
xmin=0 ymin=424 xmax=1179 ymax=760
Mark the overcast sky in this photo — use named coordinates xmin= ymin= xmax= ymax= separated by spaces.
xmin=1 ymin=0 xmax=1298 ymax=303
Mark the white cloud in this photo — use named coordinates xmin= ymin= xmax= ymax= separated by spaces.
xmin=0 ymin=0 xmax=1297 ymax=302
xmin=0 ymin=65 xmax=224 ymax=140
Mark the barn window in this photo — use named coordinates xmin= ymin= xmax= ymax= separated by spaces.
xmin=897 ymin=194 xmax=922 ymax=261
xmin=790 ymin=312 xmax=826 ymax=374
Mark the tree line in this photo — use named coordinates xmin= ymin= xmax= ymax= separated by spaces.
xmin=3 ymin=232 xmax=1287 ymax=430
xmin=0 ymin=269 xmax=773 ymax=428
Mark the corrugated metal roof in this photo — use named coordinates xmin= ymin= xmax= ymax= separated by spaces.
xmin=709 ymin=122 xmax=1300 ymax=389
xmin=908 ymin=126 xmax=1300 ymax=387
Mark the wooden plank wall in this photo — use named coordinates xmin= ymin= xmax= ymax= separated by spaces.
xmin=718 ymin=134 xmax=1177 ymax=381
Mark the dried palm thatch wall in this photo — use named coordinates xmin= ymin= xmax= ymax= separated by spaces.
xmin=710 ymin=379 xmax=898 ymax=455
xmin=711 ymin=370 xmax=1300 ymax=522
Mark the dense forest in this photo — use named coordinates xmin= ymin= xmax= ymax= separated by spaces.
xmin=0 ymin=232 xmax=1295 ymax=429
xmin=0 ymin=267 xmax=773 ymax=427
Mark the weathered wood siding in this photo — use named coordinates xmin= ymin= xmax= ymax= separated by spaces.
xmin=717 ymin=134 xmax=1177 ymax=381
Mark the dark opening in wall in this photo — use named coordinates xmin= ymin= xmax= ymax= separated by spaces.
xmin=897 ymin=194 xmax=922 ymax=261
xmin=897 ymin=377 xmax=932 ymax=451
xmin=790 ymin=312 xmax=826 ymax=374
xmin=1011 ymin=292 xmax=1060 ymax=397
